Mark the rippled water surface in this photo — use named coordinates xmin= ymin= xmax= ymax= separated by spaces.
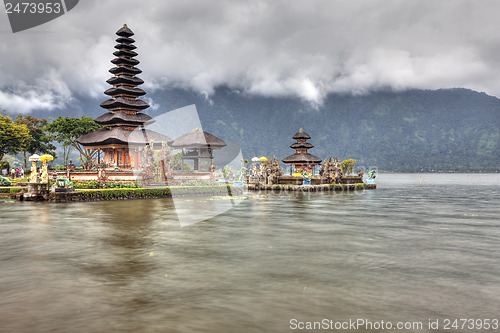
xmin=1 ymin=174 xmax=499 ymax=332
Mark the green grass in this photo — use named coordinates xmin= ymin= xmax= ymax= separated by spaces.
xmin=0 ymin=187 xmax=25 ymax=194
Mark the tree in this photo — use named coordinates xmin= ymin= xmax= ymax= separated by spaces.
xmin=0 ymin=115 xmax=31 ymax=162
xmin=340 ymin=159 xmax=357 ymax=175
xmin=171 ymin=152 xmax=192 ymax=170
xmin=15 ymin=115 xmax=57 ymax=168
xmin=45 ymin=116 xmax=102 ymax=169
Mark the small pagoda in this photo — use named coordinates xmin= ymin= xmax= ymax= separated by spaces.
xmin=77 ymin=24 xmax=171 ymax=170
xmin=169 ymin=128 xmax=227 ymax=172
xmin=282 ymin=128 xmax=322 ymax=174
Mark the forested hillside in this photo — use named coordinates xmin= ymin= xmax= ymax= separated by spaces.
xmin=22 ymin=87 xmax=500 ymax=172
xmin=146 ymin=88 xmax=500 ymax=172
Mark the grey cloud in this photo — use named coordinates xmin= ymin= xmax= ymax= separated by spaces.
xmin=1 ymin=0 xmax=500 ymax=114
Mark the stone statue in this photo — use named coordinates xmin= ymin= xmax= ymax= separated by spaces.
xmin=357 ymin=169 xmax=364 ymax=178
xmin=57 ymin=177 xmax=73 ymax=187
xmin=264 ymin=157 xmax=283 ymax=185
xmin=320 ymin=156 xmax=343 ymax=184
xmin=29 ymin=161 xmax=38 ymax=183
xmin=234 ymin=167 xmax=247 ymax=182
xmin=160 ymin=142 xmax=173 ymax=180
xmin=0 ymin=175 xmax=12 ymax=185
xmin=139 ymin=142 xmax=156 ymax=182
xmin=40 ymin=161 xmax=49 ymax=184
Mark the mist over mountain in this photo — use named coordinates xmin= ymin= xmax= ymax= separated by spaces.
xmin=14 ymin=87 xmax=500 ymax=172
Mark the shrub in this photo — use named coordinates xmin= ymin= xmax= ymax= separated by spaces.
xmin=177 ymin=179 xmax=221 ymax=186
xmin=340 ymin=159 xmax=357 ymax=175
xmin=71 ymin=180 xmax=142 ymax=189
xmin=0 ymin=161 xmax=10 ymax=171
xmin=77 ymin=185 xmax=238 ymax=200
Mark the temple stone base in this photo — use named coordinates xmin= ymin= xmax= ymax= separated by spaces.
xmin=248 ymin=183 xmax=376 ymax=192
xmin=54 ymin=170 xmax=140 ymax=182
xmin=275 ymin=175 xmax=363 ymax=185
xmin=22 ymin=183 xmax=49 ymax=201
xmin=277 ymin=176 xmax=329 ymax=185
xmin=53 ymin=170 xmax=215 ymax=183
xmin=107 ymin=175 xmax=141 ymax=181
xmin=172 ymin=172 xmax=212 ymax=181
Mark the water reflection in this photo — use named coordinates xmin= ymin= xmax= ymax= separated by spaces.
xmin=71 ymin=200 xmax=174 ymax=285
xmin=0 ymin=174 xmax=500 ymax=332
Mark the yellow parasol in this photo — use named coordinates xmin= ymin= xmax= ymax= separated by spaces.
xmin=259 ymin=156 xmax=268 ymax=161
xmin=39 ymin=154 xmax=54 ymax=162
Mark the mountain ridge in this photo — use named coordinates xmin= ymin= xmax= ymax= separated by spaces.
xmin=5 ymin=87 xmax=500 ymax=172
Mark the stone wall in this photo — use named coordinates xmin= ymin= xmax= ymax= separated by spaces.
xmin=248 ymin=183 xmax=376 ymax=192
xmin=49 ymin=185 xmax=242 ymax=203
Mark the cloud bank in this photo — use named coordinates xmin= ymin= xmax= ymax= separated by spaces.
xmin=1 ymin=0 xmax=500 ymax=113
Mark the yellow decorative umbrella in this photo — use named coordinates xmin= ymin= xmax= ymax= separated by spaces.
xmin=259 ymin=156 xmax=268 ymax=161
xmin=39 ymin=154 xmax=54 ymax=162
xmin=39 ymin=154 xmax=53 ymax=184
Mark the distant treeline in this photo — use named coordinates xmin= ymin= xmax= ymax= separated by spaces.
xmin=26 ymin=87 xmax=500 ymax=172
xmin=143 ymin=87 xmax=498 ymax=172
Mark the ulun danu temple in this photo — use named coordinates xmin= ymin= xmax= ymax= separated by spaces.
xmin=77 ymin=24 xmax=172 ymax=173
xmin=282 ymin=128 xmax=322 ymax=174
xmin=73 ymin=24 xmax=229 ymax=183
xmin=70 ymin=25 xmax=367 ymax=187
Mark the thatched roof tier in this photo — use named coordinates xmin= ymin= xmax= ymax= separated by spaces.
xmin=170 ymin=129 xmax=227 ymax=149
xmin=104 ymin=86 xmax=146 ymax=97
xmin=292 ymin=131 xmax=311 ymax=140
xmin=77 ymin=127 xmax=171 ymax=147
xmin=109 ymin=66 xmax=142 ymax=76
xmin=282 ymin=153 xmax=322 ymax=164
xmin=183 ymin=149 xmax=213 ymax=158
xmin=77 ymin=24 xmax=165 ymax=151
xmin=106 ymin=75 xmax=144 ymax=86
xmin=114 ymin=43 xmax=136 ymax=50
xmin=290 ymin=142 xmax=314 ymax=149
xmin=113 ymin=49 xmax=138 ymax=58
xmin=100 ymin=97 xmax=150 ymax=110
xmin=111 ymin=57 xmax=139 ymax=66
xmin=116 ymin=24 xmax=134 ymax=37
xmin=116 ymin=36 xmax=135 ymax=44
xmin=94 ymin=112 xmax=153 ymax=126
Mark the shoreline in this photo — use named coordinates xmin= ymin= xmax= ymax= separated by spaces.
xmin=49 ymin=185 xmax=242 ymax=203
xmin=2 ymin=183 xmax=376 ymax=202
xmin=248 ymin=183 xmax=376 ymax=192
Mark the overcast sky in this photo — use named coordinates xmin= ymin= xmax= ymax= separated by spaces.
xmin=1 ymin=0 xmax=500 ymax=114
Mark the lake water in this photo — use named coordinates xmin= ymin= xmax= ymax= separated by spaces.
xmin=1 ymin=173 xmax=499 ymax=332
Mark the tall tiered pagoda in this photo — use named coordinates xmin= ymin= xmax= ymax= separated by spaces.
xmin=282 ymin=128 xmax=322 ymax=174
xmin=77 ymin=24 xmax=171 ymax=169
